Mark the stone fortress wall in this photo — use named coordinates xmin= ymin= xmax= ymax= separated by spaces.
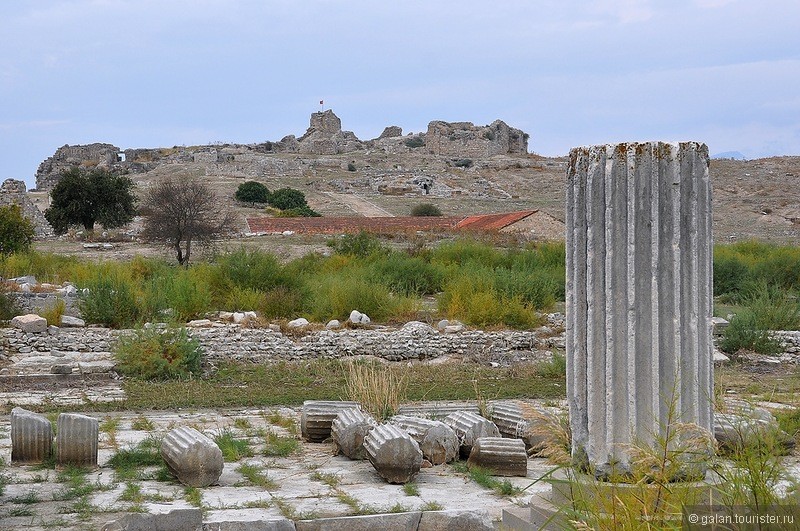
xmin=34 ymin=111 xmax=531 ymax=191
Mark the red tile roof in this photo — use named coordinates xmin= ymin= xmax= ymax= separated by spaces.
xmin=246 ymin=211 xmax=537 ymax=235
xmin=455 ymin=211 xmax=536 ymax=231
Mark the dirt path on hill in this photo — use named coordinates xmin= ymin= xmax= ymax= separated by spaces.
xmin=323 ymin=192 xmax=395 ymax=217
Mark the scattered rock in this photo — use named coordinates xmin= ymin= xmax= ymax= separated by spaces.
xmin=60 ymin=315 xmax=86 ymax=328
xmin=349 ymin=310 xmax=371 ymax=325
xmin=288 ymin=317 xmax=310 ymax=328
xmin=11 ymin=314 xmax=48 ymax=334
xmin=326 ymin=319 xmax=341 ymax=329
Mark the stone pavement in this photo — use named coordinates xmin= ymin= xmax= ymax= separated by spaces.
xmin=0 ymin=406 xmax=560 ymax=530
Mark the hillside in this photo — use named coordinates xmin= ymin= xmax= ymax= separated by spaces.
xmin=26 ymin=112 xmax=800 ymax=245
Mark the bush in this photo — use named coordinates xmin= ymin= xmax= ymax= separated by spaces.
xmin=269 ymin=188 xmax=307 ymax=210
xmin=213 ymin=249 xmax=293 ymax=292
xmin=439 ymin=272 xmax=540 ymax=329
xmin=39 ymin=298 xmax=66 ymax=326
xmin=235 ymin=181 xmax=270 ymax=204
xmin=274 ymin=205 xmax=321 ymax=217
xmin=0 ymin=204 xmax=35 ymax=255
xmin=720 ymin=284 xmax=800 ymax=354
xmin=114 ymin=326 xmax=202 ymax=380
xmin=347 ymin=163 xmax=357 ymax=172
xmin=79 ymin=273 xmax=138 ymax=328
xmin=306 ymin=270 xmax=416 ymax=322
xmin=141 ymin=270 xmax=212 ymax=322
xmin=258 ymin=286 xmax=306 ymax=319
xmin=0 ymin=283 xmax=20 ymax=320
xmin=410 ymin=203 xmax=443 ymax=217
xmin=370 ymin=253 xmax=445 ymax=296
xmin=328 ymin=232 xmax=384 ymax=258
xmin=453 ymin=159 xmax=473 ymax=168
xmin=404 ymin=137 xmax=424 ymax=149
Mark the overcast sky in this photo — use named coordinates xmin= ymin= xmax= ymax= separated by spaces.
xmin=2 ymin=0 xmax=798 ymax=188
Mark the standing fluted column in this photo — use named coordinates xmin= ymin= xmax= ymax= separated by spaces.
xmin=566 ymin=142 xmax=713 ymax=478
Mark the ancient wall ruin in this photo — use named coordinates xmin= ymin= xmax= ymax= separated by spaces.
xmin=33 ymin=111 xmax=532 ymax=190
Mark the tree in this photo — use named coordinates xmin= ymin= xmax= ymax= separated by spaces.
xmin=268 ymin=188 xmax=307 ymax=210
xmin=0 ymin=204 xmax=35 ymax=254
xmin=44 ymin=167 xmax=137 ymax=234
xmin=140 ymin=177 xmax=235 ymax=265
xmin=235 ymin=181 xmax=270 ymax=205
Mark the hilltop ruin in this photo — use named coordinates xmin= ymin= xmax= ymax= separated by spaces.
xmin=34 ymin=111 xmax=529 ymax=190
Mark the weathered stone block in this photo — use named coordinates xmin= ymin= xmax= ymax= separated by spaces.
xmin=443 ymin=411 xmax=500 ymax=457
xmin=467 ymin=437 xmax=527 ymax=477
xmin=56 ymin=413 xmax=98 ymax=466
xmin=301 ymin=400 xmax=361 ymax=442
xmin=11 ymin=314 xmax=48 ymax=333
xmin=296 ymin=512 xmax=422 ymax=531
xmin=161 ymin=426 xmax=224 ymax=487
xmin=363 ymin=424 xmax=422 ymax=484
xmin=390 ymin=415 xmax=459 ymax=465
xmin=490 ymin=401 xmax=563 ymax=452
xmin=396 ymin=402 xmax=480 ymax=420
xmin=101 ymin=508 xmax=203 ymax=531
xmin=332 ymin=408 xmax=376 ymax=460
xmin=11 ymin=407 xmax=52 ymax=463
xmin=418 ymin=509 xmax=493 ymax=531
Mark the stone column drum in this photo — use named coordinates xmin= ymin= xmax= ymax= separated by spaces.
xmin=56 ymin=413 xmax=99 ymax=467
xmin=566 ymin=142 xmax=713 ymax=479
xmin=161 ymin=426 xmax=224 ymax=487
xmin=11 ymin=407 xmax=53 ymax=463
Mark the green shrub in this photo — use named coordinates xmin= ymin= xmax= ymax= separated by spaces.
xmin=258 ymin=286 xmax=306 ymax=319
xmin=431 ymin=239 xmax=506 ymax=269
xmin=269 ymin=188 xmax=307 ymax=210
xmin=403 ymin=137 xmax=424 ymax=149
xmin=492 ymin=268 xmax=558 ymax=310
xmin=347 ymin=163 xmax=357 ymax=172
xmin=274 ymin=205 xmax=321 ymax=217
xmin=0 ymin=283 xmax=21 ymax=320
xmin=214 ymin=248 xmax=292 ymax=292
xmin=714 ymin=252 xmax=751 ymax=298
xmin=369 ymin=253 xmax=445 ymax=296
xmin=79 ymin=273 xmax=138 ymax=328
xmin=453 ymin=158 xmax=473 ymax=168
xmin=720 ymin=285 xmax=800 ymax=354
xmin=114 ymin=326 xmax=203 ymax=380
xmin=0 ymin=204 xmax=35 ymax=255
xmin=410 ymin=203 xmax=443 ymax=217
xmin=140 ymin=269 xmax=212 ymax=323
xmin=328 ymin=232 xmax=384 ymax=258
xmin=39 ymin=297 xmax=66 ymax=326
xmin=439 ymin=272 xmax=539 ymax=329
xmin=235 ymin=181 xmax=270 ymax=204
xmin=307 ymin=271 xmax=416 ymax=322
xmin=223 ymin=287 xmax=263 ymax=312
